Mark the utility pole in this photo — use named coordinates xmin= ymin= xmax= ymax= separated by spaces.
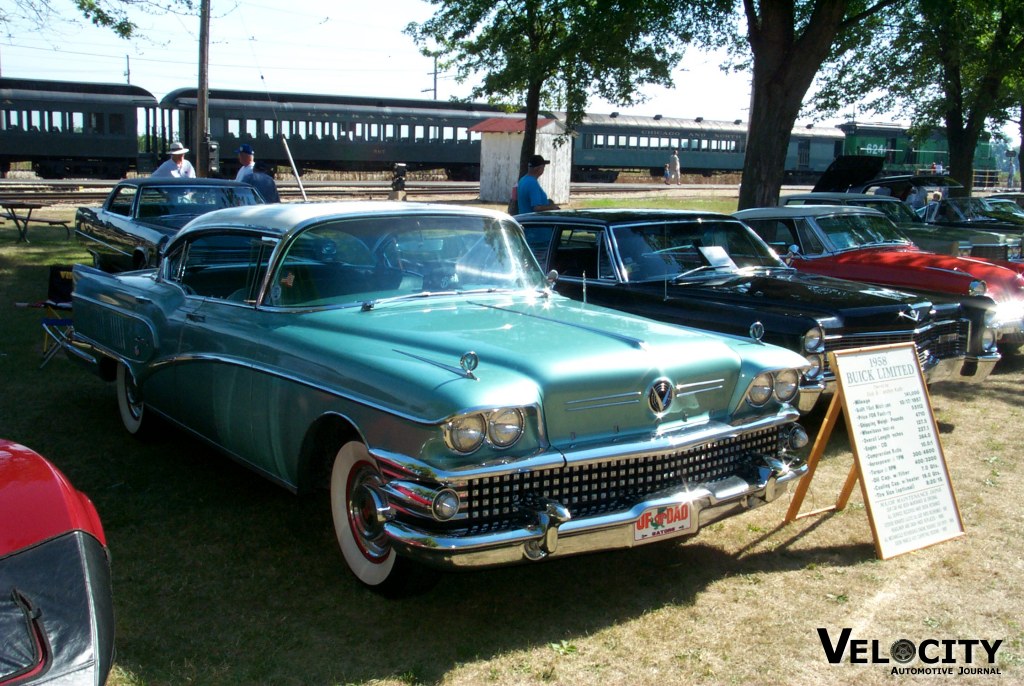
xmin=124 ymin=55 xmax=131 ymax=85
xmin=420 ymin=54 xmax=438 ymax=100
xmin=196 ymin=0 xmax=211 ymax=177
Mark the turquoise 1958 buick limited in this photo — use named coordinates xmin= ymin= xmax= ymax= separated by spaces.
xmin=69 ymin=202 xmax=810 ymax=593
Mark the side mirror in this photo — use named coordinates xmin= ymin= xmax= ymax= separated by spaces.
xmin=546 ymin=269 xmax=559 ymax=285
xmin=783 ymin=244 xmax=801 ymax=265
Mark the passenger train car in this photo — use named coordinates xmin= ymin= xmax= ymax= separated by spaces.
xmin=0 ymin=77 xmax=999 ymax=182
xmin=0 ymin=77 xmax=161 ymax=178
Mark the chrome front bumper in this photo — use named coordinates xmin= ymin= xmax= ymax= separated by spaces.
xmin=382 ymin=457 xmax=807 ymax=570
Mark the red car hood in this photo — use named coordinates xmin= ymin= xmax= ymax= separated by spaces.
xmin=795 ymin=246 xmax=1024 ymax=301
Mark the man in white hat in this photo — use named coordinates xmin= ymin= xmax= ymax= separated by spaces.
xmin=152 ymin=141 xmax=196 ymax=178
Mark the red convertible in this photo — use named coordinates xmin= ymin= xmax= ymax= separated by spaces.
xmin=735 ymin=206 xmax=1024 ymax=347
xmin=0 ymin=440 xmax=114 ymax=685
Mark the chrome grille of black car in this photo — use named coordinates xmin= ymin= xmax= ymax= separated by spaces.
xmin=458 ymin=427 xmax=781 ymax=533
xmin=824 ymin=320 xmax=967 ymax=374
xmin=971 ymin=245 xmax=1008 ymax=261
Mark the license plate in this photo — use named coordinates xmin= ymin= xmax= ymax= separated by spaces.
xmin=634 ymin=503 xmax=692 ymax=542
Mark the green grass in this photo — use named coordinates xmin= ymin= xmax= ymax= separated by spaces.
xmin=1 ymin=206 xmax=1022 ymax=686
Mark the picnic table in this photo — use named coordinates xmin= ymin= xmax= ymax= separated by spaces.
xmin=1 ymin=200 xmax=70 ymax=243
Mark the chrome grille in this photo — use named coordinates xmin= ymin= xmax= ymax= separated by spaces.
xmin=972 ymin=245 xmax=1008 ymax=261
xmin=824 ymin=320 xmax=967 ymax=374
xmin=459 ymin=427 xmax=782 ymax=533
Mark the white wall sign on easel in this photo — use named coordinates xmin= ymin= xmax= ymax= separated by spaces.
xmin=785 ymin=343 xmax=964 ymax=560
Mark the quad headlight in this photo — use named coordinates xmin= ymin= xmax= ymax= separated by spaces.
xmin=981 ymin=327 xmax=997 ymax=352
xmin=774 ymin=369 xmax=801 ymax=404
xmin=969 ymin=280 xmax=987 ymax=296
xmin=444 ymin=407 xmax=526 ymax=454
xmin=746 ymin=370 xmax=802 ymax=407
xmin=802 ymin=353 xmax=824 ymax=379
xmin=802 ymin=326 xmax=824 ymax=353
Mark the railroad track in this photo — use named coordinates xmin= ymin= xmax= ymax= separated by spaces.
xmin=0 ymin=178 xmax=749 ymax=207
xmin=0 ymin=180 xmax=480 ymax=206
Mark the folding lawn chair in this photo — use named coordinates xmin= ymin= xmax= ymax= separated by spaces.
xmin=40 ymin=265 xmax=74 ymax=369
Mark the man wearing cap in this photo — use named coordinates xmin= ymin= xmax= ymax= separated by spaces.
xmin=235 ymin=144 xmax=256 ymax=181
xmin=151 ymin=141 xmax=196 ymax=178
xmin=516 ymin=154 xmax=560 ymax=214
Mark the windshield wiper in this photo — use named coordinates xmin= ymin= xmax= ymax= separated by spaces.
xmin=360 ymin=287 xmax=518 ymax=311
xmin=361 ymin=290 xmax=459 ymax=311
xmin=671 ymin=264 xmax=735 ymax=281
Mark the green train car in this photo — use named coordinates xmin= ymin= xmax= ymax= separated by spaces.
xmin=839 ymin=121 xmax=997 ymax=183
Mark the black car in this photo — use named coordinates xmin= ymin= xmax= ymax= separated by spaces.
xmin=517 ymin=209 xmax=997 ymax=413
xmin=75 ymin=177 xmax=265 ymax=272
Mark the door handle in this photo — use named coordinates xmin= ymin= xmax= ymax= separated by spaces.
xmin=186 ymin=312 xmax=206 ymax=322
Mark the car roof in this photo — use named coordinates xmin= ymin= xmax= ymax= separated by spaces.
xmin=516 ymin=208 xmax=733 ymax=223
xmin=117 ymin=177 xmax=254 ymax=189
xmin=783 ymin=192 xmax=899 ymax=203
xmin=734 ymin=205 xmax=887 ymax=220
xmin=176 ymin=201 xmax=511 ymax=242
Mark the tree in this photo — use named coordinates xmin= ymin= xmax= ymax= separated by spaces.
xmin=702 ymin=1 xmax=902 ymax=209
xmin=405 ymin=0 xmax=690 ymax=177
xmin=3 ymin=1 xmax=194 ymax=38
xmin=814 ymin=0 xmax=1024 ymax=195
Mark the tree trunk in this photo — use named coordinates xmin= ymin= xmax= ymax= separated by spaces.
xmin=737 ymin=1 xmax=847 ymax=210
xmin=519 ymin=80 xmax=544 ymax=178
xmin=738 ymin=84 xmax=805 ymax=210
xmin=1017 ymin=105 xmax=1023 ymax=191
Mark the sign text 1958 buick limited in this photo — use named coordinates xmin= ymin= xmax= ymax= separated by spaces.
xmin=69 ymin=202 xmax=810 ymax=593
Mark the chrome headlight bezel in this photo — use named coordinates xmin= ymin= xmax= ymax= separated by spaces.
xmin=746 ymin=369 xmax=804 ymax=408
xmin=802 ymin=353 xmax=824 ymax=379
xmin=746 ymin=372 xmax=775 ymax=407
xmin=444 ymin=413 xmax=487 ymax=454
xmin=774 ymin=368 xmax=801 ymax=404
xmin=981 ymin=327 xmax=998 ymax=352
xmin=443 ymin=407 xmax=527 ymax=454
xmin=802 ymin=326 xmax=825 ymax=353
xmin=488 ymin=407 xmax=525 ymax=448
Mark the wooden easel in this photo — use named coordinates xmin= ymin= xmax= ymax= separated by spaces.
xmin=783 ymin=344 xmax=964 ymax=560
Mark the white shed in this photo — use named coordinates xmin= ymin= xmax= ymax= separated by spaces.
xmin=470 ymin=117 xmax=570 ymax=205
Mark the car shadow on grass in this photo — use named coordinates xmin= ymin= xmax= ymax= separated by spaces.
xmin=96 ymin=425 xmax=876 ymax=686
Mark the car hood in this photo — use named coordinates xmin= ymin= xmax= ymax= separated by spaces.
xmin=812 ymin=155 xmax=886 ymax=192
xmin=665 ymin=269 xmax=939 ymax=328
xmin=811 ymin=155 xmax=962 ymax=194
xmin=801 ymin=247 xmax=1024 ymax=301
xmin=268 ymin=294 xmax=803 ymax=446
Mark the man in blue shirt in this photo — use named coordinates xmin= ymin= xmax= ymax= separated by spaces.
xmin=517 ymin=154 xmax=561 ymax=214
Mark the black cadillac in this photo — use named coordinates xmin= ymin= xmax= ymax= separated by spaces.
xmin=516 ymin=209 xmax=999 ymax=413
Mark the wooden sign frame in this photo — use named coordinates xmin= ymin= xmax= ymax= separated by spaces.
xmin=785 ymin=343 xmax=964 ymax=559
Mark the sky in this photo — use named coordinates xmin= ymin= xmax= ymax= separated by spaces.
xmin=0 ymin=0 xmax=796 ymax=126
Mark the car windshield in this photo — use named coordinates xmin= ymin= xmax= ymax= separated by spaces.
xmin=270 ymin=214 xmax=546 ymax=308
xmin=815 ymin=213 xmax=911 ymax=250
xmin=138 ymin=185 xmax=263 ymax=219
xmin=858 ymin=199 xmax=922 ymax=224
xmin=988 ymin=199 xmax=1024 ymax=217
xmin=610 ymin=219 xmax=786 ymax=281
